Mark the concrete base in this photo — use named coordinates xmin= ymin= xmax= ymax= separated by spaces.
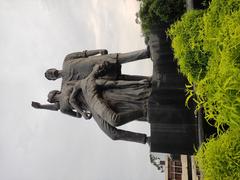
xmin=148 ymin=27 xmax=198 ymax=155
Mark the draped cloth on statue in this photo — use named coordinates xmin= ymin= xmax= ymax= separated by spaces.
xmin=98 ymin=79 xmax=150 ymax=119
xmin=76 ymin=67 xmax=151 ymax=127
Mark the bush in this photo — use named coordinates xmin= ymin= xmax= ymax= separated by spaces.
xmin=168 ymin=0 xmax=240 ymax=128
xmin=195 ymin=0 xmax=240 ymax=128
xmin=195 ymin=128 xmax=240 ymax=180
xmin=168 ymin=10 xmax=209 ymax=83
xmin=138 ymin=0 xmax=185 ymax=36
xmin=169 ymin=1 xmax=240 ymax=178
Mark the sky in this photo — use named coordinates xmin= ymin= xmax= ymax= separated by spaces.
xmin=0 ymin=0 xmax=164 ymax=179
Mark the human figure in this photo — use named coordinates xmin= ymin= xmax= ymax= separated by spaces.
xmin=70 ymin=63 xmax=151 ymax=127
xmin=32 ymin=82 xmax=91 ymax=119
xmin=44 ymin=48 xmax=150 ymax=82
xmin=33 ymin=61 xmax=151 ymax=123
xmin=32 ymin=81 xmax=149 ymax=144
xmin=32 ymin=48 xmax=151 ymax=118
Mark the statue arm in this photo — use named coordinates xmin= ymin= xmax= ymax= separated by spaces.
xmin=64 ymin=49 xmax=108 ymax=63
xmin=95 ymin=79 xmax=151 ymax=89
xmin=60 ymin=108 xmax=81 ymax=118
xmin=85 ymin=49 xmax=108 ymax=57
xmin=89 ymin=61 xmax=114 ymax=78
xmin=93 ymin=112 xmax=147 ymax=144
xmin=31 ymin=101 xmax=59 ymax=111
xmin=64 ymin=51 xmax=87 ymax=61
xmin=82 ymin=66 xmax=121 ymax=125
xmin=69 ymin=82 xmax=92 ymax=120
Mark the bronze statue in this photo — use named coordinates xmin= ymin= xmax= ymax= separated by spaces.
xmin=44 ymin=48 xmax=150 ymax=82
xmin=32 ymin=82 xmax=91 ymax=119
xmin=33 ymin=48 xmax=151 ymax=117
xmin=70 ymin=63 xmax=151 ymax=127
xmin=32 ymin=48 xmax=151 ymax=144
xmin=33 ymin=65 xmax=151 ymax=144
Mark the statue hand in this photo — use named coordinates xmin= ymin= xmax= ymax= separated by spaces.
xmin=101 ymin=61 xmax=110 ymax=68
xmin=96 ymin=61 xmax=111 ymax=77
xmin=82 ymin=111 xmax=92 ymax=120
xmin=92 ymin=64 xmax=102 ymax=78
xmin=31 ymin=101 xmax=41 ymax=109
xmin=86 ymin=111 xmax=92 ymax=119
xmin=100 ymin=50 xmax=108 ymax=55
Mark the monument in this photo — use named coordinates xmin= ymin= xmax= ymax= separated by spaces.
xmin=32 ymin=27 xmax=204 ymax=154
xmin=33 ymin=42 xmax=208 ymax=158
xmin=32 ymin=48 xmax=152 ymax=144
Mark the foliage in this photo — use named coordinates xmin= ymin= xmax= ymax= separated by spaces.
xmin=195 ymin=128 xmax=240 ymax=180
xmin=168 ymin=0 xmax=240 ymax=129
xmin=168 ymin=10 xmax=209 ymax=83
xmin=138 ymin=0 xmax=185 ymax=36
xmin=168 ymin=0 xmax=240 ymax=178
xmin=195 ymin=0 xmax=240 ymax=129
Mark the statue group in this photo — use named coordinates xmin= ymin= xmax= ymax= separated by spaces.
xmin=32 ymin=48 xmax=152 ymax=144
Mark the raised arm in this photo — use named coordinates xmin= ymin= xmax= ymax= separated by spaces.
xmin=64 ymin=49 xmax=108 ymax=62
xmin=69 ymin=82 xmax=92 ymax=120
xmin=85 ymin=49 xmax=108 ymax=57
xmin=64 ymin=51 xmax=87 ymax=61
xmin=31 ymin=101 xmax=59 ymax=111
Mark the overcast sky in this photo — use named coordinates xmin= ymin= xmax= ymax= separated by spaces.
xmin=0 ymin=0 xmax=164 ymax=179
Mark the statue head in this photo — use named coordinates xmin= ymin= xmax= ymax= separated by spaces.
xmin=45 ymin=68 xmax=60 ymax=80
xmin=47 ymin=90 xmax=60 ymax=103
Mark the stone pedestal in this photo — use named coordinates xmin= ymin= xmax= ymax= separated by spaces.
xmin=148 ymin=26 xmax=198 ymax=155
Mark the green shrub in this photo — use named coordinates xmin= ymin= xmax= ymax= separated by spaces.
xmin=168 ymin=0 xmax=240 ymax=128
xmin=139 ymin=0 xmax=185 ymax=36
xmin=168 ymin=10 xmax=209 ymax=83
xmin=169 ymin=1 xmax=240 ymax=178
xmin=195 ymin=0 xmax=240 ymax=128
xmin=195 ymin=128 xmax=240 ymax=180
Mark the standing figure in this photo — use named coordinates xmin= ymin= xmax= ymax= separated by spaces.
xmin=70 ymin=62 xmax=151 ymax=127
xmin=44 ymin=48 xmax=150 ymax=82
xmin=33 ymin=48 xmax=151 ymax=118
xmin=33 ymin=82 xmax=149 ymax=144
xmin=32 ymin=82 xmax=91 ymax=119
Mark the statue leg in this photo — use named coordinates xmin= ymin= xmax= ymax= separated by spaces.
xmin=117 ymin=49 xmax=150 ymax=64
xmin=137 ymin=117 xmax=148 ymax=121
xmin=113 ymin=110 xmax=144 ymax=127
xmin=118 ymin=74 xmax=151 ymax=81
xmin=93 ymin=112 xmax=147 ymax=144
xmin=96 ymin=79 xmax=151 ymax=89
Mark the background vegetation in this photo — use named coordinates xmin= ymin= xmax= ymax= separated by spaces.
xmin=168 ymin=0 xmax=240 ymax=179
xmin=137 ymin=0 xmax=185 ymax=36
xmin=168 ymin=0 xmax=240 ymax=128
xmin=195 ymin=128 xmax=240 ymax=180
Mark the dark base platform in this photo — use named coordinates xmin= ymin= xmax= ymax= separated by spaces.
xmin=148 ymin=27 xmax=199 ymax=155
